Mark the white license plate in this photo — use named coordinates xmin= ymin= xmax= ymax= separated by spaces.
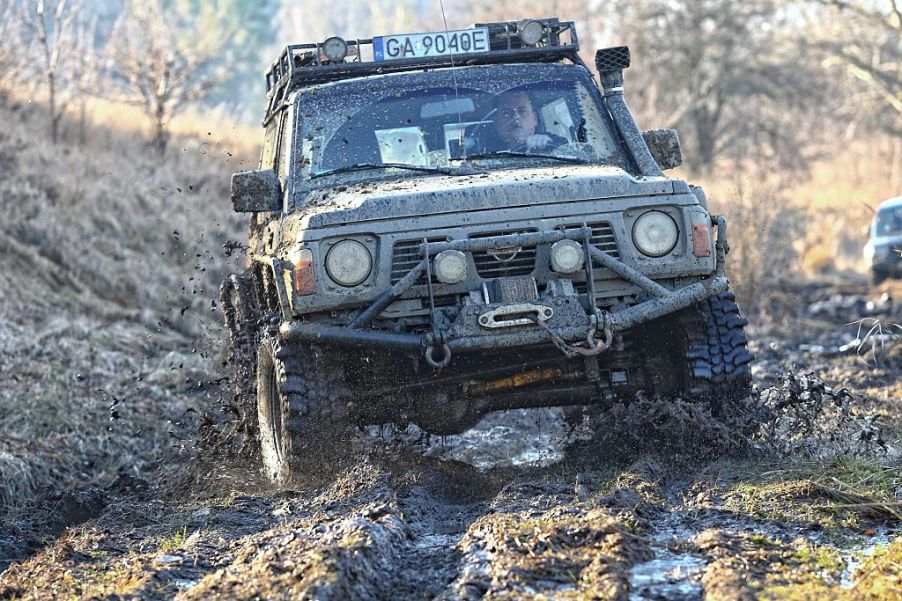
xmin=373 ymin=28 xmax=490 ymax=62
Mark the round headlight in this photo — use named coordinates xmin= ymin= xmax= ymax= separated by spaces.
xmin=632 ymin=211 xmax=679 ymax=257
xmin=325 ymin=240 xmax=371 ymax=286
xmin=322 ymin=36 xmax=348 ymax=62
xmin=550 ymin=239 xmax=584 ymax=273
xmin=518 ymin=20 xmax=544 ymax=46
xmin=434 ymin=249 xmax=468 ymax=284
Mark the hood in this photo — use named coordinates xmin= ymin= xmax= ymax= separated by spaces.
xmin=295 ymin=165 xmax=674 ymax=229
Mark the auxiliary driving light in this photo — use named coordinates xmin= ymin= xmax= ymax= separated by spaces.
xmin=321 ymin=36 xmax=348 ymax=62
xmin=550 ymin=239 xmax=584 ymax=273
xmin=325 ymin=239 xmax=371 ymax=286
xmin=517 ymin=20 xmax=544 ymax=46
xmin=433 ymin=249 xmax=468 ymax=284
xmin=632 ymin=211 xmax=679 ymax=257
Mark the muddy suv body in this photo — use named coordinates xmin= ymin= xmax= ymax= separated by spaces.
xmin=221 ymin=19 xmax=754 ymax=484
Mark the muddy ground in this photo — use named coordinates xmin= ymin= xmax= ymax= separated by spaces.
xmin=0 ymin=280 xmax=900 ymax=600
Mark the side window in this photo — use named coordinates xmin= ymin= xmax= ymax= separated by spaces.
xmin=259 ymin=117 xmax=280 ymax=170
xmin=276 ymin=113 xmax=292 ymax=186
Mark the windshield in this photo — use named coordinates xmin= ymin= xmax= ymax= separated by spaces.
xmin=875 ymin=206 xmax=902 ymax=237
xmin=293 ymin=63 xmax=629 ymax=189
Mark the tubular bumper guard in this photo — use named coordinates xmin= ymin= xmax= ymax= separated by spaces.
xmin=280 ymin=216 xmax=731 ymax=365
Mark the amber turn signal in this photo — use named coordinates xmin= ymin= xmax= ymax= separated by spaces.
xmin=292 ymin=249 xmax=316 ymax=295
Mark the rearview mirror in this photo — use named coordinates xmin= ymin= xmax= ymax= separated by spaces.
xmin=231 ymin=169 xmax=282 ymax=213
xmin=642 ymin=129 xmax=682 ymax=170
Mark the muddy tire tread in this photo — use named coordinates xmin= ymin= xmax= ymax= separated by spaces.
xmin=684 ymin=291 xmax=754 ymax=398
xmin=258 ymin=331 xmax=349 ymax=484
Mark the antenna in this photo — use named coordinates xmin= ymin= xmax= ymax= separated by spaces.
xmin=438 ymin=0 xmax=467 ymax=159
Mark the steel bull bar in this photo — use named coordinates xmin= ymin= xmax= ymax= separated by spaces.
xmin=280 ymin=216 xmax=730 ymax=364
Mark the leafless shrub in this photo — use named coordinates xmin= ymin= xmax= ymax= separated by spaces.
xmin=707 ymin=179 xmax=804 ymax=316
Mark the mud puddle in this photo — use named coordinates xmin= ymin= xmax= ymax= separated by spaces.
xmin=836 ymin=529 xmax=898 ymax=588
xmin=629 ymin=511 xmax=708 ymax=601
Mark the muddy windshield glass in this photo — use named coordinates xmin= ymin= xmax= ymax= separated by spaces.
xmin=875 ymin=206 xmax=902 ymax=236
xmin=294 ymin=64 xmax=628 ymax=188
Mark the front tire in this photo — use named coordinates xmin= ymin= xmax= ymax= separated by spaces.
xmin=682 ymin=290 xmax=754 ymax=400
xmin=256 ymin=333 xmax=349 ymax=485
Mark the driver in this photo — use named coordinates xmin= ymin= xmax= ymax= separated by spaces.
xmin=492 ymin=90 xmax=566 ymax=152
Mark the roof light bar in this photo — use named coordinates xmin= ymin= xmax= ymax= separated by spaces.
xmin=517 ymin=20 xmax=544 ymax=46
xmin=321 ymin=36 xmax=348 ymax=62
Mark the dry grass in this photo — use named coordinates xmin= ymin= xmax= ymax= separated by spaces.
xmin=0 ymin=100 xmax=257 ymax=511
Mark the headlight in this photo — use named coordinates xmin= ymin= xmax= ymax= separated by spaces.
xmin=434 ymin=249 xmax=468 ymax=284
xmin=325 ymin=240 xmax=372 ymax=286
xmin=632 ymin=211 xmax=679 ymax=257
xmin=550 ymin=239 xmax=584 ymax=273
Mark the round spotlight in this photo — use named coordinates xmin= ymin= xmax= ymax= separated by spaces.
xmin=517 ymin=20 xmax=544 ymax=46
xmin=322 ymin=36 xmax=348 ymax=62
xmin=550 ymin=239 xmax=584 ymax=273
xmin=325 ymin=239 xmax=371 ymax=286
xmin=433 ymin=249 xmax=468 ymax=284
xmin=632 ymin=211 xmax=679 ymax=257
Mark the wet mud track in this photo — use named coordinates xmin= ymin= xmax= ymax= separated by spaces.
xmin=2 ymin=281 xmax=901 ymax=600
xmin=2 ymin=439 xmax=899 ymax=600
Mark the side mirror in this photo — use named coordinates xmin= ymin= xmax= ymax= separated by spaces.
xmin=642 ymin=129 xmax=682 ymax=170
xmin=231 ymin=169 xmax=282 ymax=212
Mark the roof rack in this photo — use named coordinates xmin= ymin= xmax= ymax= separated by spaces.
xmin=262 ymin=18 xmax=580 ymax=124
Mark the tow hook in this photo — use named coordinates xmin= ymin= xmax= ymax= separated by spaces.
xmin=425 ymin=341 xmax=452 ymax=369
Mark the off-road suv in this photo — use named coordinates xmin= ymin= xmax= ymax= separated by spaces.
xmin=221 ymin=19 xmax=754 ymax=484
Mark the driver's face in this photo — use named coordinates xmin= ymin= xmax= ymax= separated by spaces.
xmin=493 ymin=92 xmax=537 ymax=148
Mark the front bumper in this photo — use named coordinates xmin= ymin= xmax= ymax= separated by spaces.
xmin=280 ymin=216 xmax=730 ymax=365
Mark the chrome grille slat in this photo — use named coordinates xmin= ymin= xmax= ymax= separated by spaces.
xmin=390 ymin=237 xmax=447 ymax=284
xmin=562 ymin=222 xmax=620 ymax=259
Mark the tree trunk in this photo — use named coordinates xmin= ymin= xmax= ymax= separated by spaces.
xmin=153 ymin=102 xmax=168 ymax=155
xmin=78 ymin=99 xmax=86 ymax=145
xmin=48 ymin=71 xmax=58 ymax=143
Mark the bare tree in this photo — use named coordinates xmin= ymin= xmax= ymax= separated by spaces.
xmin=0 ymin=1 xmax=30 ymax=104
xmin=814 ymin=0 xmax=902 ymax=137
xmin=107 ymin=0 xmax=234 ymax=154
xmin=70 ymin=12 xmax=99 ymax=144
xmin=22 ymin=0 xmax=83 ymax=143
xmin=608 ymin=0 xmax=829 ymax=175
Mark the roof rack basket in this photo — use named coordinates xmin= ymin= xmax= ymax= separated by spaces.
xmin=262 ymin=18 xmax=581 ymax=124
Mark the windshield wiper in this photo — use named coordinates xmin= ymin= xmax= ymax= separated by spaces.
xmin=465 ymin=151 xmax=590 ymax=165
xmin=311 ymin=162 xmax=458 ymax=179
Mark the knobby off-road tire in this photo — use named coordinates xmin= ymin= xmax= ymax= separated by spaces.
xmin=681 ymin=290 xmax=754 ymax=401
xmin=256 ymin=332 xmax=349 ymax=486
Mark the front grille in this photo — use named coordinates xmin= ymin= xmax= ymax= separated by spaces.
xmin=469 ymin=229 xmax=538 ymax=278
xmin=390 ymin=237 xmax=447 ymax=284
xmin=561 ymin=222 xmax=620 ymax=258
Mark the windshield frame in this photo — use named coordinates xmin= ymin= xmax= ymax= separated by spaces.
xmin=285 ymin=63 xmax=634 ymax=202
